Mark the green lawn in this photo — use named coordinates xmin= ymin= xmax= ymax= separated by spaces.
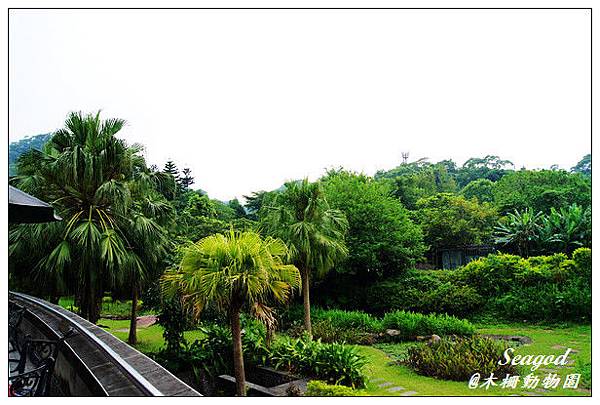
xmin=100 ymin=317 xmax=590 ymax=396
xmin=97 ymin=318 xmax=205 ymax=354
xmin=356 ymin=323 xmax=591 ymax=396
xmin=59 ymin=296 xmax=155 ymax=319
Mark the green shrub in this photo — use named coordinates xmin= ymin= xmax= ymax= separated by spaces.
xmin=455 ymin=253 xmax=527 ymax=297
xmin=365 ymin=270 xmax=443 ymax=314
xmin=522 ymin=253 xmax=575 ymax=284
xmin=405 ymin=336 xmax=518 ymax=381
xmin=305 ymin=380 xmax=357 ymax=396
xmin=155 ymin=320 xmax=270 ymax=385
xmin=365 ymin=270 xmax=482 ymax=317
xmin=492 ymin=280 xmax=591 ymax=322
xmin=157 ymin=298 xmax=188 ymax=353
xmin=186 ymin=324 xmax=233 ymax=377
xmin=311 ymin=319 xmax=376 ymax=345
xmin=312 ymin=308 xmax=382 ymax=332
xmin=281 ymin=306 xmax=381 ymax=344
xmin=382 ymin=310 xmax=475 ymax=339
xmin=241 ymin=318 xmax=270 ymax=366
xmin=422 ymin=282 xmax=482 ymax=317
xmin=270 ymin=336 xmax=366 ymax=388
xmin=572 ymin=247 xmax=591 ymax=280
xmin=278 ymin=304 xmax=305 ymax=330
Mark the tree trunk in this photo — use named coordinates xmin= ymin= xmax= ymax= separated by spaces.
xmin=302 ymin=267 xmax=312 ymax=337
xmin=80 ymin=273 xmax=102 ymax=324
xmin=128 ymin=286 xmax=138 ymax=345
xmin=229 ymin=308 xmax=246 ymax=396
xmin=48 ymin=282 xmax=60 ymax=305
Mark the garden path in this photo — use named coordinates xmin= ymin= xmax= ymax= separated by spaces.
xmin=113 ymin=315 xmax=158 ymax=332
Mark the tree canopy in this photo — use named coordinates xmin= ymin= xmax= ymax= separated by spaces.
xmin=493 ymin=169 xmax=591 ymax=215
xmin=414 ymin=193 xmax=498 ymax=253
xmin=321 ymin=169 xmax=425 ymax=278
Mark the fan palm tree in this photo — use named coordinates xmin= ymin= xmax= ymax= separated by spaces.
xmin=9 ymin=111 xmax=172 ymax=324
xmin=260 ymin=179 xmax=348 ymax=336
xmin=123 ymin=203 xmax=173 ymax=344
xmin=161 ymin=230 xmax=300 ymax=396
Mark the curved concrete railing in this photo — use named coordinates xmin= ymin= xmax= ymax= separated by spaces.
xmin=9 ymin=292 xmax=201 ymax=396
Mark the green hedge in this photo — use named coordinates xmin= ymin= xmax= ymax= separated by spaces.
xmin=282 ymin=306 xmax=475 ymax=343
xmin=382 ymin=310 xmax=475 ymax=339
xmin=365 ymin=270 xmax=483 ymax=317
xmin=311 ymin=308 xmax=382 ymax=332
xmin=366 ymin=249 xmax=591 ymax=322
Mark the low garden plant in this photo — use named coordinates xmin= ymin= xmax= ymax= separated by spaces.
xmin=270 ymin=335 xmax=367 ymax=388
xmin=311 ymin=318 xmax=377 ymax=345
xmin=311 ymin=308 xmax=382 ymax=332
xmin=404 ymin=336 xmax=518 ymax=381
xmin=305 ymin=380 xmax=357 ymax=396
xmin=382 ymin=310 xmax=475 ymax=339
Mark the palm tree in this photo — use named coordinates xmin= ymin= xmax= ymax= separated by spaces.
xmin=161 ymin=230 xmax=300 ymax=396
xmin=494 ymin=208 xmax=543 ymax=257
xmin=260 ymin=179 xmax=348 ymax=336
xmin=9 ymin=111 xmax=172 ymax=324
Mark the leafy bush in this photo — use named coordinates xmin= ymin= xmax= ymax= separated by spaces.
xmin=365 ymin=270 xmax=444 ymax=314
xmin=405 ymin=336 xmax=518 ymax=381
xmin=454 ymin=253 xmax=527 ymax=297
xmin=281 ymin=306 xmax=381 ymax=343
xmin=157 ymin=298 xmax=188 ymax=353
xmin=365 ymin=270 xmax=482 ymax=317
xmin=367 ymin=249 xmax=591 ymax=323
xmin=311 ymin=319 xmax=376 ymax=345
xmin=421 ymin=282 xmax=482 ymax=317
xmin=186 ymin=324 xmax=233 ymax=377
xmin=153 ymin=323 xmax=233 ymax=377
xmin=381 ymin=310 xmax=475 ymax=339
xmin=450 ymin=250 xmax=591 ymax=322
xmin=572 ymin=247 xmax=591 ymax=280
xmin=278 ymin=304 xmax=306 ymax=330
xmin=311 ymin=308 xmax=382 ymax=332
xmin=270 ymin=336 xmax=366 ymax=388
xmin=241 ymin=318 xmax=270 ymax=366
xmin=492 ymin=280 xmax=591 ymax=322
xmin=305 ymin=380 xmax=357 ymax=396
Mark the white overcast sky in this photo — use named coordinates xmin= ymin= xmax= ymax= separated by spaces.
xmin=9 ymin=9 xmax=591 ymax=201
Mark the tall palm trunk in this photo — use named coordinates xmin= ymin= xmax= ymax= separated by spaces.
xmin=80 ymin=275 xmax=101 ymax=324
xmin=301 ymin=267 xmax=312 ymax=337
xmin=229 ymin=307 xmax=246 ymax=396
xmin=128 ymin=286 xmax=138 ymax=345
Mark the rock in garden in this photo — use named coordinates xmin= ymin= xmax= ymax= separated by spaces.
xmin=386 ymin=329 xmax=402 ymax=337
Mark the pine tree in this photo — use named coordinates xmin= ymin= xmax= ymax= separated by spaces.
xmin=163 ymin=160 xmax=180 ymax=182
xmin=180 ymin=168 xmax=194 ymax=190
